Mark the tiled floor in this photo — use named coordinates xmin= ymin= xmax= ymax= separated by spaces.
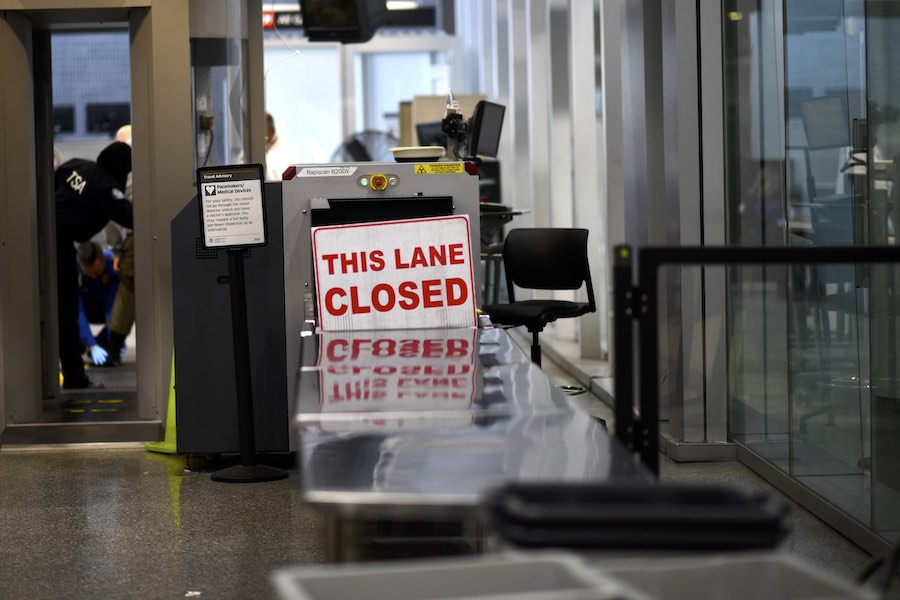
xmin=3 ymin=441 xmax=895 ymax=599
xmin=0 ymin=449 xmax=325 ymax=599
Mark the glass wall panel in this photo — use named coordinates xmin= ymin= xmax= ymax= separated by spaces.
xmin=865 ymin=2 xmax=900 ymax=543
xmin=723 ymin=0 xmax=790 ymax=467
xmin=783 ymin=0 xmax=867 ymax=506
xmin=725 ymin=0 xmax=900 ymax=546
xmin=52 ymin=32 xmax=131 ymax=163
xmin=264 ymin=44 xmax=342 ymax=163
xmin=355 ymin=50 xmax=453 ymax=134
xmin=263 ymin=36 xmax=455 ymax=163
xmin=191 ymin=38 xmax=249 ymax=169
xmin=343 ymin=48 xmax=454 ymax=162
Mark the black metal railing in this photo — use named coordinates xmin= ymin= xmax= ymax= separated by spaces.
xmin=613 ymin=244 xmax=900 ymax=475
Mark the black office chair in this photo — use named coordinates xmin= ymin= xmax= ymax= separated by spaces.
xmin=482 ymin=228 xmax=596 ymax=366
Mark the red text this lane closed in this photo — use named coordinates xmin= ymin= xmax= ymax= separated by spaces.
xmin=324 ymin=278 xmax=469 ymax=316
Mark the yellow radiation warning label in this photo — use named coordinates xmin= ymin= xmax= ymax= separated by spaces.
xmin=413 ymin=162 xmax=465 ymax=175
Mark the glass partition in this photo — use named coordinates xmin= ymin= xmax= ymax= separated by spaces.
xmin=723 ymin=0 xmax=792 ymax=473
xmin=262 ymin=33 xmax=458 ymax=163
xmin=264 ymin=43 xmax=342 ymax=163
xmin=354 ymin=49 xmax=454 ymax=134
xmin=723 ymin=0 xmax=900 ymax=546
xmin=52 ymin=31 xmax=131 ymax=163
xmin=728 ymin=261 xmax=870 ymax=526
xmin=864 ymin=1 xmax=900 ymax=542
xmin=191 ymin=37 xmax=249 ymax=169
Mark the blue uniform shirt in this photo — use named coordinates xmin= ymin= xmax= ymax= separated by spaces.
xmin=77 ymin=249 xmax=120 ymax=348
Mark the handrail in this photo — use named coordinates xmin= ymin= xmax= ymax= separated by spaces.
xmin=613 ymin=244 xmax=900 ymax=476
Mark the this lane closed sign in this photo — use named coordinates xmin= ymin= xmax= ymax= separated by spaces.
xmin=312 ymin=216 xmax=477 ymax=331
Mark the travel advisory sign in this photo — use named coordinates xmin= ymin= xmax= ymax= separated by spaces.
xmin=312 ymin=216 xmax=477 ymax=331
xmin=197 ymin=164 xmax=267 ymax=249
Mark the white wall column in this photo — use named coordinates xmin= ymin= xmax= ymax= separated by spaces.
xmin=569 ymin=0 xmax=604 ymax=359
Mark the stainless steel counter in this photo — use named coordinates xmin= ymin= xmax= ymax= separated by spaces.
xmin=295 ymin=329 xmax=649 ymax=516
xmin=294 ymin=327 xmax=650 ymax=521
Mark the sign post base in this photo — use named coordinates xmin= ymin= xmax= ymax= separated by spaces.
xmin=211 ymin=463 xmax=288 ymax=483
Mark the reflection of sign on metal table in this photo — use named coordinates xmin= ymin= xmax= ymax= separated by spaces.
xmin=313 ymin=329 xmax=479 ymax=427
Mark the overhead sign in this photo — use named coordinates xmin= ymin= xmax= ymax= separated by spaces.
xmin=263 ymin=10 xmax=303 ymax=29
xmin=197 ymin=164 xmax=267 ymax=249
xmin=312 ymin=216 xmax=477 ymax=331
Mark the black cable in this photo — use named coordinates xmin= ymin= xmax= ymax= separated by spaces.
xmin=201 ymin=129 xmax=214 ymax=167
xmin=453 ymin=138 xmax=468 ymax=160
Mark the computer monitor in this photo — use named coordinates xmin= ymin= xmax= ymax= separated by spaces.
xmin=53 ymin=106 xmax=75 ymax=134
xmin=799 ymin=95 xmax=849 ymax=149
xmin=300 ymin=0 xmax=388 ymax=44
xmin=86 ymin=103 xmax=131 ymax=136
xmin=467 ymin=101 xmax=505 ymax=158
xmin=416 ymin=121 xmax=447 ymax=147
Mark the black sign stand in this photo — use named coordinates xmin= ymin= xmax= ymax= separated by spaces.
xmin=211 ymin=248 xmax=288 ymax=483
xmin=197 ymin=163 xmax=284 ymax=483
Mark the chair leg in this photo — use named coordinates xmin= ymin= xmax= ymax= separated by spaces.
xmin=530 ymin=331 xmax=542 ymax=367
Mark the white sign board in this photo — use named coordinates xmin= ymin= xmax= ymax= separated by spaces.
xmin=312 ymin=216 xmax=477 ymax=331
xmin=198 ymin=164 xmax=267 ymax=248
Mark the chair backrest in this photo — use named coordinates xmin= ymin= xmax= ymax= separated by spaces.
xmin=502 ymin=228 xmax=596 ymax=308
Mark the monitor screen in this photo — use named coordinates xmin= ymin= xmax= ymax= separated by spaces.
xmin=467 ymin=101 xmax=505 ymax=158
xmin=86 ymin=103 xmax=131 ymax=136
xmin=300 ymin=0 xmax=387 ymax=43
xmin=799 ymin=95 xmax=849 ymax=149
xmin=416 ymin=121 xmax=447 ymax=147
xmin=53 ymin=106 xmax=75 ymax=134
xmin=303 ymin=0 xmax=359 ymax=28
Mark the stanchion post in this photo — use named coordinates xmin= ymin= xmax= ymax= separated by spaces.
xmin=612 ymin=245 xmax=637 ymax=454
xmin=637 ymin=251 xmax=660 ymax=476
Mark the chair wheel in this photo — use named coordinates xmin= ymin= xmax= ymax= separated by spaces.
xmin=558 ymin=385 xmax=586 ymax=396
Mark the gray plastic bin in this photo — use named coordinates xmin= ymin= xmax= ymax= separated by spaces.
xmin=272 ymin=552 xmax=648 ymax=600
xmin=595 ymin=553 xmax=878 ymax=600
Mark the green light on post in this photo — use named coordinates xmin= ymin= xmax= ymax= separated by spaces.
xmin=619 ymin=247 xmax=630 ymax=259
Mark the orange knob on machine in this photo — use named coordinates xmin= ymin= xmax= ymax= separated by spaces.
xmin=369 ymin=174 xmax=388 ymax=190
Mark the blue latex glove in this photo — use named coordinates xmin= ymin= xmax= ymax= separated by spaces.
xmin=90 ymin=345 xmax=108 ymax=366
